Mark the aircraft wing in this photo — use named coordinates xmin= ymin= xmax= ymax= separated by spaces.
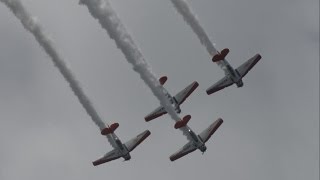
xmin=198 ymin=118 xmax=223 ymax=143
xmin=144 ymin=106 xmax=167 ymax=122
xmin=169 ymin=141 xmax=197 ymax=161
xmin=124 ymin=130 xmax=151 ymax=152
xmin=92 ymin=149 xmax=122 ymax=166
xmin=206 ymin=77 xmax=233 ymax=95
xmin=236 ymin=54 xmax=261 ymax=78
xmin=174 ymin=81 xmax=199 ymax=105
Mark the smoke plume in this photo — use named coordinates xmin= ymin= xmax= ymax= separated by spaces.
xmin=170 ymin=0 xmax=229 ymax=68
xmin=1 ymin=0 xmax=106 ymax=130
xmin=80 ymin=0 xmax=181 ymax=123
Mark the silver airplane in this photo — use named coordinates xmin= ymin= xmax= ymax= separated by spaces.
xmin=144 ymin=76 xmax=199 ymax=122
xmin=206 ymin=48 xmax=262 ymax=95
xmin=92 ymin=123 xmax=151 ymax=166
xmin=169 ymin=115 xmax=223 ymax=161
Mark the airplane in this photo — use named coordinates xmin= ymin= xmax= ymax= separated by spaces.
xmin=170 ymin=115 xmax=223 ymax=161
xmin=92 ymin=123 xmax=151 ymax=166
xmin=206 ymin=48 xmax=262 ymax=95
xmin=145 ymin=76 xmax=199 ymax=122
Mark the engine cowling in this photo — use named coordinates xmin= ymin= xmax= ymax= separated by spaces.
xmin=101 ymin=123 xmax=119 ymax=135
xmin=212 ymin=48 xmax=230 ymax=62
xmin=174 ymin=115 xmax=191 ymax=129
xmin=159 ymin=76 xmax=168 ymax=85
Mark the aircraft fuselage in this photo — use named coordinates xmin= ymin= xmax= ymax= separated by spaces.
xmin=165 ymin=91 xmax=181 ymax=114
xmin=224 ymin=63 xmax=243 ymax=88
xmin=187 ymin=128 xmax=207 ymax=153
xmin=111 ymin=133 xmax=131 ymax=161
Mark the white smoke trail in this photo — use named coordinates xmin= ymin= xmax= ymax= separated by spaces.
xmin=1 ymin=0 xmax=106 ymax=130
xmin=79 ymin=0 xmax=181 ymax=124
xmin=170 ymin=0 xmax=230 ymax=68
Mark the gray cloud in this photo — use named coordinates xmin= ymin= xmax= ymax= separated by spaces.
xmin=0 ymin=0 xmax=318 ymax=180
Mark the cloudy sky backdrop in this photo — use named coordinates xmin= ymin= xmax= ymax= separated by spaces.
xmin=0 ymin=0 xmax=318 ymax=180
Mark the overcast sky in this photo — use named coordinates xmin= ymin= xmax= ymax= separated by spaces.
xmin=0 ymin=0 xmax=318 ymax=180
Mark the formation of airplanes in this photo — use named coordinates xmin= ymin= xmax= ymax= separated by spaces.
xmin=0 ymin=0 xmax=262 ymax=167
xmin=94 ymin=49 xmax=261 ymax=166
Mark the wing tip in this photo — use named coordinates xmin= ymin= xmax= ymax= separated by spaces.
xmin=194 ymin=81 xmax=199 ymax=87
xmin=145 ymin=130 xmax=151 ymax=137
xmin=169 ymin=154 xmax=181 ymax=162
xmin=144 ymin=114 xmax=158 ymax=122
xmin=206 ymin=89 xmax=213 ymax=95
xmin=256 ymin=54 xmax=262 ymax=60
xmin=169 ymin=156 xmax=176 ymax=162
xmin=144 ymin=115 xmax=158 ymax=122
xmin=92 ymin=160 xmax=102 ymax=166
xmin=136 ymin=129 xmax=151 ymax=145
xmin=144 ymin=116 xmax=151 ymax=122
xmin=214 ymin=118 xmax=223 ymax=129
xmin=144 ymin=111 xmax=166 ymax=122
xmin=206 ymin=87 xmax=220 ymax=95
xmin=211 ymin=118 xmax=224 ymax=134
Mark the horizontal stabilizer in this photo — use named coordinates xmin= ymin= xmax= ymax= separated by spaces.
xmin=101 ymin=123 xmax=119 ymax=135
xmin=212 ymin=48 xmax=229 ymax=62
xmin=159 ymin=76 xmax=168 ymax=85
xmin=174 ymin=115 xmax=191 ymax=129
